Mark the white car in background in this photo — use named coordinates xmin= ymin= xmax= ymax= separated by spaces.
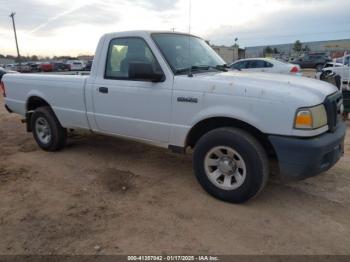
xmin=5 ymin=64 xmax=16 ymax=71
xmin=66 ymin=60 xmax=86 ymax=71
xmin=229 ymin=58 xmax=302 ymax=75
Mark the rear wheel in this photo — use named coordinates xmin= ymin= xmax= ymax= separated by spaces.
xmin=31 ymin=107 xmax=67 ymax=151
xmin=193 ymin=127 xmax=269 ymax=203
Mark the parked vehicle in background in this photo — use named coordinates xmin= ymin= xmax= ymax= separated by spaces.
xmin=66 ymin=60 xmax=85 ymax=71
xmin=15 ymin=63 xmax=31 ymax=73
xmin=229 ymin=58 xmax=301 ymax=75
xmin=335 ymin=55 xmax=350 ymax=64
xmin=39 ymin=62 xmax=54 ymax=72
xmin=0 ymin=67 xmax=18 ymax=81
xmin=29 ymin=62 xmax=42 ymax=72
xmin=316 ymin=54 xmax=350 ymax=118
xmin=4 ymin=64 xmax=16 ymax=71
xmin=2 ymin=31 xmax=346 ymax=204
xmin=292 ymin=53 xmax=331 ymax=71
xmin=323 ymin=62 xmax=343 ymax=68
xmin=53 ymin=62 xmax=70 ymax=71
xmin=5 ymin=64 xmax=16 ymax=71
xmin=84 ymin=60 xmax=93 ymax=71
xmin=316 ymin=55 xmax=350 ymax=84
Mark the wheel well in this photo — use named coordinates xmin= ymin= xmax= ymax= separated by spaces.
xmin=186 ymin=117 xmax=276 ymax=157
xmin=27 ymin=96 xmax=50 ymax=112
xmin=25 ymin=96 xmax=52 ymax=132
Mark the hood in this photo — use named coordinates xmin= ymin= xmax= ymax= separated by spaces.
xmin=191 ymin=71 xmax=338 ymax=105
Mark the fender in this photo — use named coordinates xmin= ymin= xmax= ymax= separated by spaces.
xmin=26 ymin=90 xmax=50 ymax=111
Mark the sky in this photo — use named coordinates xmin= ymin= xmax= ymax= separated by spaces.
xmin=0 ymin=0 xmax=350 ymax=56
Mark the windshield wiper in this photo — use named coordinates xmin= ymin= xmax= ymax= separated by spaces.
xmin=175 ymin=64 xmax=228 ymax=75
xmin=175 ymin=65 xmax=209 ymax=74
xmin=214 ymin=64 xmax=229 ymax=72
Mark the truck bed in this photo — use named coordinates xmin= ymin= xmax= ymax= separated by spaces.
xmin=4 ymin=74 xmax=90 ymax=129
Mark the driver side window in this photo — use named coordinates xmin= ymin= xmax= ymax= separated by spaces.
xmin=105 ymin=37 xmax=161 ymax=80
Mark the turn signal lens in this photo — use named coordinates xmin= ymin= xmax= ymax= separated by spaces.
xmin=294 ymin=105 xmax=327 ymax=130
xmin=0 ymin=81 xmax=5 ymax=97
xmin=295 ymin=110 xmax=312 ymax=129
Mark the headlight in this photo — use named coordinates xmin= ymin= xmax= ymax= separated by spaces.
xmin=294 ymin=104 xmax=327 ymax=129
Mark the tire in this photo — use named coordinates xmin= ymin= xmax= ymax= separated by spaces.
xmin=31 ymin=106 xmax=67 ymax=151
xmin=193 ymin=127 xmax=269 ymax=203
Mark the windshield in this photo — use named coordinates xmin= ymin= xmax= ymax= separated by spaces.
xmin=152 ymin=33 xmax=226 ymax=75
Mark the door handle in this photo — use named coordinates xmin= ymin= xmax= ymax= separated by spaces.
xmin=98 ymin=87 xmax=108 ymax=94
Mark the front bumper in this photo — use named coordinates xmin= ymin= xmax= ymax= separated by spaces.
xmin=269 ymin=122 xmax=346 ymax=180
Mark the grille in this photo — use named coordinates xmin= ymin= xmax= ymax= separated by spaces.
xmin=324 ymin=91 xmax=343 ymax=132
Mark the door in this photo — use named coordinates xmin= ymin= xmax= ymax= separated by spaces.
xmin=300 ymin=55 xmax=314 ymax=68
xmin=92 ymin=37 xmax=173 ymax=143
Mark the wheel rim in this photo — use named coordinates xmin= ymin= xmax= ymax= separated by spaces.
xmin=204 ymin=146 xmax=246 ymax=190
xmin=35 ymin=117 xmax=52 ymax=144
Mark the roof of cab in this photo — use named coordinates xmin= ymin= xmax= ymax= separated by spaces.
xmin=102 ymin=30 xmax=198 ymax=39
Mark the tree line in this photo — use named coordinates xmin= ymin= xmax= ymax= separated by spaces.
xmin=263 ymin=40 xmax=310 ymax=56
xmin=0 ymin=54 xmax=85 ymax=62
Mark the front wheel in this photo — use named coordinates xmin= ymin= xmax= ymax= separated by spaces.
xmin=31 ymin=107 xmax=67 ymax=151
xmin=193 ymin=128 xmax=269 ymax=203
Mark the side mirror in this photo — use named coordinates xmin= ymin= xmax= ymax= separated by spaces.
xmin=128 ymin=62 xmax=165 ymax=82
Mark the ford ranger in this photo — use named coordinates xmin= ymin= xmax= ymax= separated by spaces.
xmin=1 ymin=31 xmax=346 ymax=203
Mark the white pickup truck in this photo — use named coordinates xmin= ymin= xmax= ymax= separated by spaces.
xmin=1 ymin=31 xmax=346 ymax=203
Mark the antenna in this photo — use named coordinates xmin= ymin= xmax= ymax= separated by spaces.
xmin=188 ymin=0 xmax=193 ymax=77
xmin=188 ymin=0 xmax=191 ymax=34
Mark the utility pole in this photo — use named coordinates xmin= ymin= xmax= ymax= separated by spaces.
xmin=9 ymin=12 xmax=21 ymax=68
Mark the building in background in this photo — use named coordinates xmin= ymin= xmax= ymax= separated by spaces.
xmin=211 ymin=45 xmax=245 ymax=63
xmin=245 ymin=39 xmax=350 ymax=58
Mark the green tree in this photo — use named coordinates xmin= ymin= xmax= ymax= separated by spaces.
xmin=293 ymin=40 xmax=302 ymax=53
xmin=31 ymin=55 xmax=38 ymax=61
xmin=263 ymin=46 xmax=273 ymax=56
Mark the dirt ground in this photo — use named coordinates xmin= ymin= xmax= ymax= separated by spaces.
xmin=301 ymin=69 xmax=317 ymax=78
xmin=0 ymin=97 xmax=350 ymax=255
